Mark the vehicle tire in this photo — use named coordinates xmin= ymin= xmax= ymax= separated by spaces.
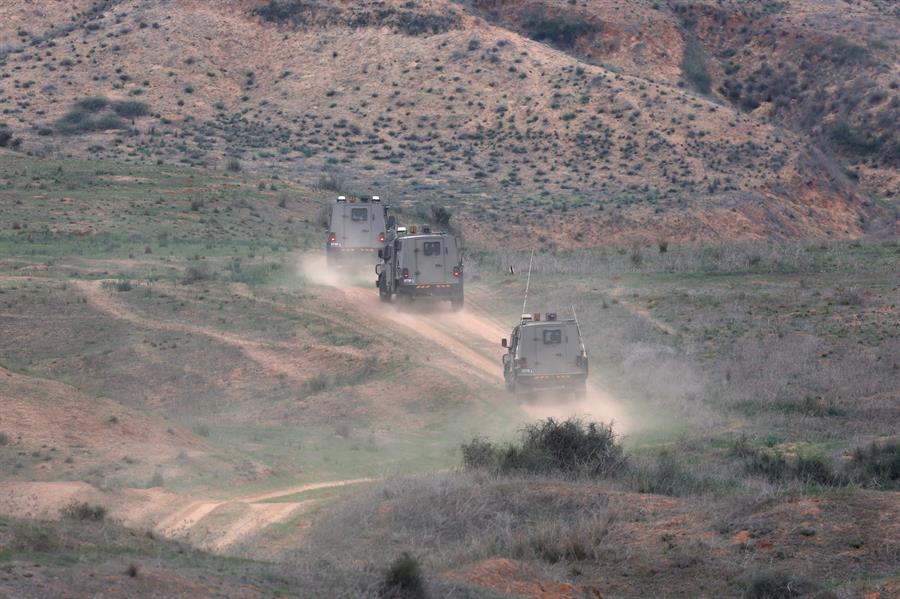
xmin=450 ymin=296 xmax=464 ymax=311
xmin=378 ymin=276 xmax=391 ymax=302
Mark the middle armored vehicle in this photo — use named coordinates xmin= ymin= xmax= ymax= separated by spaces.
xmin=325 ymin=195 xmax=388 ymax=267
xmin=501 ymin=312 xmax=588 ymax=396
xmin=376 ymin=224 xmax=464 ymax=309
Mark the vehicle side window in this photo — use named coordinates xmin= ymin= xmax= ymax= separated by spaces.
xmin=542 ymin=329 xmax=562 ymax=344
xmin=351 ymin=207 xmax=368 ymax=222
xmin=424 ymin=241 xmax=441 ymax=256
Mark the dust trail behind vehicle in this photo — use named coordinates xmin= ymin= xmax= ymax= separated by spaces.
xmin=300 ymin=254 xmax=632 ymax=431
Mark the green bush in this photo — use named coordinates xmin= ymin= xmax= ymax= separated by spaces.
xmin=94 ymin=112 xmax=126 ymax=130
xmin=111 ymin=100 xmax=149 ymax=118
xmin=76 ymin=96 xmax=109 ymax=112
xmin=681 ymin=37 xmax=711 ymax=94
xmin=55 ymin=101 xmax=129 ymax=135
xmin=522 ymin=7 xmax=600 ymax=49
xmin=847 ymin=442 xmax=900 ymax=489
xmin=0 ymin=432 xmax=8 ymax=445
xmin=743 ymin=570 xmax=814 ymax=598
xmin=635 ymin=451 xmax=707 ymax=496
xmin=462 ymin=418 xmax=625 ymax=477
xmin=55 ymin=107 xmax=94 ymax=133
xmin=61 ymin=502 xmax=107 ymax=521
xmin=381 ymin=552 xmax=427 ymax=599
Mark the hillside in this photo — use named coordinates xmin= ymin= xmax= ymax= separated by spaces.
xmin=1 ymin=0 xmax=895 ymax=247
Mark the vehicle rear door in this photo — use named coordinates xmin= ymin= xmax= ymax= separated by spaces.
xmin=341 ymin=205 xmax=369 ymax=248
xmin=536 ymin=324 xmax=568 ymax=374
xmin=413 ymin=236 xmax=447 ymax=284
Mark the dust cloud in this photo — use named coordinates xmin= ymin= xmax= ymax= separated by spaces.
xmin=299 ymin=253 xmax=633 ymax=432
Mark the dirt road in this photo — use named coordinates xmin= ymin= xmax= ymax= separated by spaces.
xmin=300 ymin=255 xmax=632 ymax=430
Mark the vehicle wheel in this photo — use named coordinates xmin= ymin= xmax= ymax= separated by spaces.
xmin=379 ymin=287 xmax=391 ymax=302
xmin=450 ymin=296 xmax=464 ymax=311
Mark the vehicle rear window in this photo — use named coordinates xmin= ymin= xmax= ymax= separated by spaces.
xmin=423 ymin=241 xmax=441 ymax=256
xmin=351 ymin=207 xmax=368 ymax=221
xmin=542 ymin=329 xmax=562 ymax=344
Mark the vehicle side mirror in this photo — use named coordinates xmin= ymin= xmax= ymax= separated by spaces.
xmin=377 ymin=249 xmax=383 ymax=258
xmin=501 ymin=338 xmax=508 ymax=348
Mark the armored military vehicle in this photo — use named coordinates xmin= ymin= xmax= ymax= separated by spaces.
xmin=325 ymin=195 xmax=389 ymax=266
xmin=375 ymin=224 xmax=464 ymax=310
xmin=501 ymin=312 xmax=588 ymax=396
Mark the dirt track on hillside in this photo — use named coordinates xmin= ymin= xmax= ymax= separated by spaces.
xmin=300 ymin=255 xmax=631 ymax=430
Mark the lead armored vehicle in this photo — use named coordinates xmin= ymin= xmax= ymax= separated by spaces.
xmin=376 ymin=224 xmax=464 ymax=310
xmin=501 ymin=312 xmax=588 ymax=396
xmin=325 ymin=195 xmax=388 ymax=266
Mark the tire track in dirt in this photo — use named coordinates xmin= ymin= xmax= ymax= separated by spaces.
xmin=72 ymin=279 xmax=360 ymax=381
xmin=150 ymin=478 xmax=374 ymax=552
xmin=610 ymin=286 xmax=677 ymax=336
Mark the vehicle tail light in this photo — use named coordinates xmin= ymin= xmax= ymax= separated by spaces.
xmin=329 ymin=233 xmax=336 ymax=243
xmin=378 ymin=232 xmax=385 ymax=243
xmin=402 ymin=268 xmax=409 ymax=279
xmin=452 ymin=266 xmax=460 ymax=278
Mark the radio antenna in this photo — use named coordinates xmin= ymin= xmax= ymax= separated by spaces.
xmin=522 ymin=249 xmax=535 ymax=316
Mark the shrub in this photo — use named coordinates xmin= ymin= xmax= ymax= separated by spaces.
xmin=794 ymin=455 xmax=841 ymax=486
xmin=743 ymin=570 xmax=814 ymax=599
xmin=629 ymin=245 xmax=644 ymax=268
xmin=147 ymin=471 xmax=165 ymax=488
xmin=522 ymin=7 xmax=600 ymax=49
xmin=462 ymin=418 xmax=625 ymax=477
xmin=76 ymin=96 xmax=109 ymax=112
xmin=61 ymin=502 xmax=107 ymax=521
xmin=226 ymin=157 xmax=242 ymax=172
xmin=94 ymin=112 xmax=126 ymax=130
xmin=56 ymin=102 xmax=129 ymax=134
xmin=430 ymin=205 xmax=452 ymax=229
xmin=634 ymin=451 xmax=705 ymax=496
xmin=114 ymin=279 xmax=132 ymax=292
xmin=55 ymin=107 xmax=94 ymax=133
xmin=681 ymin=37 xmax=711 ymax=94
xmin=301 ymin=372 xmax=330 ymax=396
xmin=381 ymin=552 xmax=427 ymax=599
xmin=847 ymin=442 xmax=900 ymax=489
xmin=316 ymin=170 xmax=344 ymax=192
xmin=0 ymin=126 xmax=12 ymax=148
xmin=743 ymin=450 xmax=790 ymax=483
xmin=111 ymin=100 xmax=149 ymax=118
xmin=460 ymin=437 xmax=497 ymax=470
xmin=0 ymin=432 xmax=8 ymax=445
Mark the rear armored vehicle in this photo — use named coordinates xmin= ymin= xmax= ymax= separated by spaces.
xmin=325 ymin=195 xmax=388 ymax=266
xmin=501 ymin=312 xmax=588 ymax=396
xmin=376 ymin=224 xmax=464 ymax=310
